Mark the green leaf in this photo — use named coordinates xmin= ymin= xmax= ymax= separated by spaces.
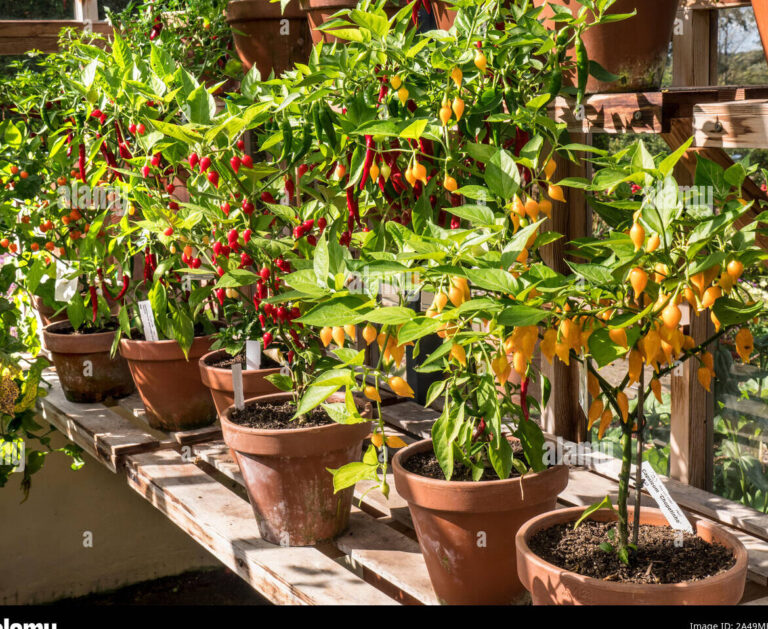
xmin=294 ymin=385 xmax=340 ymax=418
xmin=66 ymin=293 xmax=86 ymax=330
xmin=298 ymin=296 xmax=369 ymax=327
xmin=712 ymin=298 xmax=763 ymax=327
xmin=362 ymin=307 xmax=414 ymax=325
xmin=515 ymin=420 xmax=547 ymax=473
xmin=485 ymin=148 xmax=520 ymax=200
xmin=498 ymin=305 xmax=549 ymax=327
xmin=488 ymin=436 xmax=514 ymax=480
xmin=215 ymin=269 xmax=261 ymax=289
xmin=567 ymin=261 xmax=615 ymax=286
xmin=574 ymin=495 xmax=615 ymax=528
xmin=185 ymin=85 xmax=216 ymax=125
xmin=264 ymin=373 xmax=293 ymax=392
xmin=328 ymin=461 xmax=378 ymax=493
xmin=448 ymin=204 xmax=496 ymax=226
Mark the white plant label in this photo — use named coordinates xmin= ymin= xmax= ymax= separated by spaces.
xmin=55 ymin=261 xmax=79 ymax=302
xmin=578 ymin=353 xmax=589 ymax=418
xmin=232 ymin=363 xmax=245 ymax=410
xmin=640 ymin=461 xmax=694 ymax=534
xmin=137 ymin=300 xmax=159 ymax=342
xmin=246 ymin=340 xmax=261 ymax=371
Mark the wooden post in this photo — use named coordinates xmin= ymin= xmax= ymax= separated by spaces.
xmin=74 ymin=0 xmax=100 ymax=23
xmin=673 ymin=5 xmax=718 ymax=87
xmin=539 ymin=134 xmax=591 ymax=443
xmin=665 ymin=8 xmax=719 ymax=489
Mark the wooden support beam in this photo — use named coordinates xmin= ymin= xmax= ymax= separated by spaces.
xmin=683 ymin=0 xmax=752 ymax=8
xmin=670 ymin=309 xmax=716 ymax=490
xmin=539 ymin=135 xmax=591 ymax=443
xmin=74 ymin=0 xmax=99 ymax=22
xmin=549 ymin=93 xmax=663 ymax=135
xmin=673 ymin=6 xmax=719 ymax=87
xmin=694 ymin=99 xmax=768 ymax=148
xmin=0 ymin=20 xmax=112 ymax=55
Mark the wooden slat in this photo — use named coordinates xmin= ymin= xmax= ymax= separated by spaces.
xmin=335 ymin=512 xmax=438 ymax=605
xmin=379 ymin=400 xmax=438 ymax=439
xmin=74 ymin=0 xmax=99 ymax=22
xmin=683 ymin=0 xmax=752 ymax=8
xmin=693 ymin=99 xmax=768 ymax=148
xmin=0 ymin=20 xmax=112 ymax=55
xmin=549 ymin=92 xmax=663 ymax=134
xmin=124 ymin=449 xmax=397 ymax=606
xmin=39 ymin=373 xmax=165 ymax=472
xmin=673 ymin=6 xmax=718 ymax=88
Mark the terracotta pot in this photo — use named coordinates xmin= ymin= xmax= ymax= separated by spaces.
xmin=516 ymin=506 xmax=748 ymax=605
xmin=221 ymin=391 xmax=371 ymax=546
xmin=198 ymin=349 xmax=281 ymax=417
xmin=392 ymin=438 xmax=569 ymax=604
xmin=119 ymin=335 xmax=217 ymax=431
xmin=226 ymin=0 xmax=312 ymax=76
xmin=432 ymin=0 xmax=456 ymax=31
xmin=33 ymin=296 xmax=67 ymax=327
xmin=535 ymin=0 xmax=681 ymax=93
xmin=753 ymin=1 xmax=768 ymax=66
xmin=301 ymin=0 xmax=358 ymax=44
xmin=42 ymin=321 xmax=135 ymax=403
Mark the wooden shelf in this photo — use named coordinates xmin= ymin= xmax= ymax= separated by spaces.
xmin=549 ymin=86 xmax=768 ymax=137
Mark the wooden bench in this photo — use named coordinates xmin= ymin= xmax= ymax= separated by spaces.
xmin=36 ymin=368 xmax=768 ymax=605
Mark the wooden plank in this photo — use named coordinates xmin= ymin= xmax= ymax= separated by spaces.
xmin=379 ymin=401 xmax=438 ymax=439
xmin=549 ymin=92 xmax=663 ymax=134
xmin=39 ymin=373 xmax=164 ymax=472
xmin=693 ymin=99 xmax=768 ymax=148
xmin=74 ymin=0 xmax=99 ymax=22
xmin=540 ymin=135 xmax=591 ymax=443
xmin=124 ymin=449 xmax=397 ymax=605
xmin=673 ymin=6 xmax=718 ymax=87
xmin=684 ymin=0 xmax=752 ymax=8
xmin=0 ymin=20 xmax=112 ymax=55
xmin=335 ymin=511 xmax=438 ymax=605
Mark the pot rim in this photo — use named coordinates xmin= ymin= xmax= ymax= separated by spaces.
xmin=220 ymin=391 xmax=370 ymax=437
xmin=392 ymin=436 xmax=568 ymax=491
xmin=516 ymin=505 xmax=749 ymax=594
xmin=226 ymin=0 xmax=308 ymax=21
xmin=43 ymin=319 xmax=118 ymax=338
xmin=198 ymin=348 xmax=283 ymax=376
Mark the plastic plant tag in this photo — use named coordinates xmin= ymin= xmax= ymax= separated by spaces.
xmin=578 ymin=352 xmax=589 ymax=418
xmin=640 ymin=461 xmax=694 ymax=533
xmin=137 ymin=300 xmax=159 ymax=342
xmin=232 ymin=363 xmax=245 ymax=410
xmin=246 ymin=340 xmax=262 ymax=371
xmin=55 ymin=261 xmax=79 ymax=302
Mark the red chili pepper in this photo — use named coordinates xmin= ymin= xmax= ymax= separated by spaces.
xmin=78 ymin=143 xmax=86 ymax=183
xmin=261 ymin=191 xmax=277 ymax=204
xmin=411 ymin=2 xmax=419 ymax=25
xmin=89 ymin=285 xmax=99 ymax=323
xmin=377 ymin=84 xmax=388 ymax=104
xmin=521 ymin=375 xmax=530 ymax=421
xmin=100 ymin=141 xmax=123 ymax=182
xmin=284 ymin=177 xmax=295 ymax=204
xmin=359 ymin=135 xmax=375 ymax=190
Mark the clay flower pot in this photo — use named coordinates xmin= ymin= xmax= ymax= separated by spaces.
xmin=516 ymin=506 xmax=748 ymax=605
xmin=301 ymin=0 xmax=358 ymax=44
xmin=226 ymin=0 xmax=312 ymax=77
xmin=42 ymin=321 xmax=134 ymax=403
xmin=33 ymin=296 xmax=67 ymax=327
xmin=221 ymin=391 xmax=371 ymax=546
xmin=198 ymin=349 xmax=281 ymax=417
xmin=753 ymin=1 xmax=768 ymax=66
xmin=392 ymin=438 xmax=570 ymax=605
xmin=432 ymin=0 xmax=456 ymax=31
xmin=119 ymin=335 xmax=217 ymax=431
xmin=536 ymin=0 xmax=681 ymax=93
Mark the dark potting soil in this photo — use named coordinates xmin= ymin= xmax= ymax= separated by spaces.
xmin=204 ymin=352 xmax=280 ymax=370
xmin=528 ymin=520 xmax=736 ymax=584
xmin=228 ymin=399 xmax=334 ymax=429
xmin=402 ymin=443 xmax=525 ymax=482
xmin=53 ymin=321 xmax=120 ymax=335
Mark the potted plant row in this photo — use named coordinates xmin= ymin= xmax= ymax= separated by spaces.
xmin=0 ymin=0 xmax=764 ymax=607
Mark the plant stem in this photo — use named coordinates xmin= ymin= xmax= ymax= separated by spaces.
xmin=632 ymin=367 xmax=645 ymax=547
xmin=617 ymin=421 xmax=632 ymax=552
